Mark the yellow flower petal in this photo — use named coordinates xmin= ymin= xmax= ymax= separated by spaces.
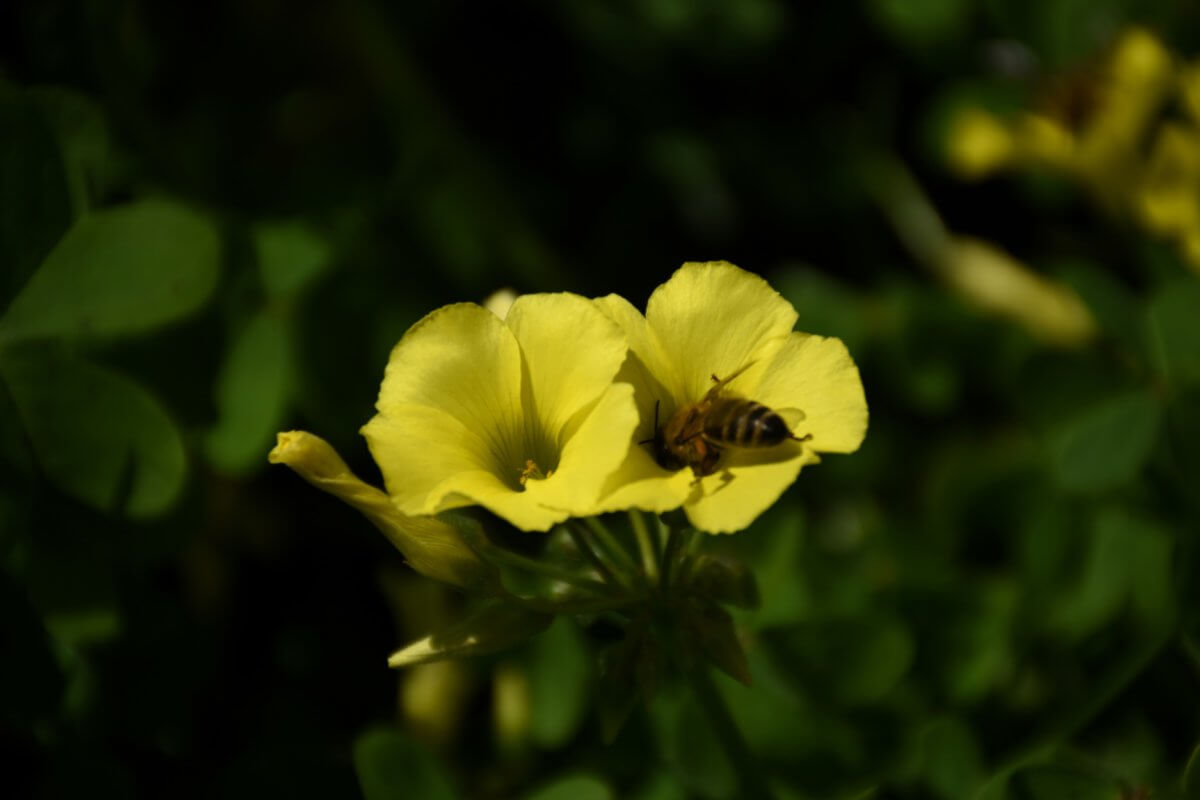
xmin=594 ymin=293 xmax=680 ymax=400
xmin=753 ymin=332 xmax=869 ymax=454
xmin=363 ymin=403 xmax=505 ymax=514
xmin=505 ymin=293 xmax=627 ymax=434
xmin=684 ymin=447 xmax=821 ymax=534
xmin=645 ymin=261 xmax=798 ymax=402
xmin=268 ymin=431 xmax=491 ymax=589
xmin=370 ymin=302 xmax=523 ymax=454
xmin=531 ymin=382 xmax=639 ymax=514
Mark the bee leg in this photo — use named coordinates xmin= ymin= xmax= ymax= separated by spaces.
xmin=789 ymin=432 xmax=813 ymax=443
xmin=637 ymin=400 xmax=662 ymax=446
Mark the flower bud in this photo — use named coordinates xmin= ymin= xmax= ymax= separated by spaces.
xmin=269 ymin=431 xmax=492 ymax=590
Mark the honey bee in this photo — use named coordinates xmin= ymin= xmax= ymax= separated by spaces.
xmin=644 ymin=364 xmax=810 ymax=478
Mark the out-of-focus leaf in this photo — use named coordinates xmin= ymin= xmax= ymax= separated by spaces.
xmin=1046 ymin=507 xmax=1174 ymax=639
xmin=746 ymin=508 xmax=810 ymax=629
xmin=253 ymin=220 xmax=332 ymax=298
xmin=1005 ymin=763 xmax=1124 ymax=800
xmin=688 ymin=555 xmax=760 ymax=610
xmin=1148 ymin=277 xmax=1200 ymax=388
xmin=596 ymin=619 xmax=661 ymax=743
xmin=868 ymin=0 xmax=969 ymax=47
xmin=28 ymin=87 xmax=112 ymax=215
xmin=527 ymin=617 xmax=591 ymax=748
xmin=773 ymin=267 xmax=869 ymax=355
xmin=0 ymin=198 xmax=220 ymax=344
xmin=353 ymin=727 xmax=455 ymax=800
xmin=765 ymin=616 xmax=914 ymax=705
xmin=651 ymin=684 xmax=736 ymax=800
xmin=682 ymin=597 xmax=751 ymax=686
xmin=0 ymin=348 xmax=186 ymax=518
xmin=920 ymin=717 xmax=984 ymax=800
xmin=631 ymin=773 xmax=687 ymax=800
xmin=1049 ymin=391 xmax=1162 ymax=492
xmin=0 ymin=82 xmax=72 ymax=308
xmin=944 ymin=580 xmax=1017 ymax=702
xmin=1047 ymin=510 xmax=1134 ymax=638
xmin=1055 ymin=260 xmax=1142 ymax=352
xmin=522 ymin=775 xmax=612 ymax=800
xmin=44 ymin=608 xmax=121 ymax=647
xmin=203 ymin=309 xmax=292 ymax=474
xmin=387 ymin=601 xmax=551 ymax=668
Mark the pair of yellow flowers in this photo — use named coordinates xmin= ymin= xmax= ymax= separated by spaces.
xmin=271 ymin=262 xmax=867 ymax=588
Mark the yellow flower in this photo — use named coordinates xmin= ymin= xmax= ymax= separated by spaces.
xmin=1138 ymin=122 xmax=1200 ymax=238
xmin=947 ymin=108 xmax=1016 ymax=179
xmin=592 ymin=262 xmax=868 ymax=533
xmin=361 ymin=294 xmax=638 ymax=532
xmin=268 ymin=431 xmax=491 ymax=589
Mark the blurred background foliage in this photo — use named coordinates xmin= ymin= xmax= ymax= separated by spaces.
xmin=2 ymin=0 xmax=1199 ymax=798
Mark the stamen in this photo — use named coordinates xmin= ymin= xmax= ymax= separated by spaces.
xmin=518 ymin=459 xmax=554 ymax=486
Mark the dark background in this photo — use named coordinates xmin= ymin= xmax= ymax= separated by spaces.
xmin=3 ymin=1 xmax=1199 ymax=798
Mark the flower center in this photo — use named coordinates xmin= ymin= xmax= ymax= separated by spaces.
xmin=518 ymin=459 xmax=554 ymax=486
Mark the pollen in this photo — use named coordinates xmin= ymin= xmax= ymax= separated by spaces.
xmin=518 ymin=459 xmax=553 ymax=486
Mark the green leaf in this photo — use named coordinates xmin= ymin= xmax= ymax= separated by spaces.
xmin=253 ymin=219 xmax=332 ymax=298
xmin=1049 ymin=391 xmax=1162 ymax=492
xmin=681 ymin=597 xmax=751 ymax=686
xmin=0 ymin=198 xmax=220 ymax=344
xmin=631 ymin=773 xmax=687 ymax=800
xmin=353 ymin=727 xmax=455 ymax=800
xmin=387 ymin=601 xmax=552 ymax=668
xmin=687 ymin=555 xmax=760 ymax=610
xmin=522 ymin=775 xmax=612 ymax=800
xmin=868 ymin=0 xmax=969 ymax=47
xmin=920 ymin=717 xmax=984 ymax=800
xmin=527 ymin=617 xmax=591 ymax=748
xmin=765 ymin=616 xmax=915 ymax=706
xmin=203 ymin=309 xmax=293 ymax=474
xmin=1055 ymin=259 xmax=1141 ymax=352
xmin=596 ymin=621 xmax=658 ymax=743
xmin=1047 ymin=510 xmax=1135 ymax=638
xmin=651 ymin=684 xmax=736 ymax=800
xmin=1006 ymin=764 xmax=1124 ymax=800
xmin=28 ymin=87 xmax=113 ymax=216
xmin=1148 ymin=277 xmax=1200 ymax=388
xmin=0 ymin=348 xmax=186 ymax=518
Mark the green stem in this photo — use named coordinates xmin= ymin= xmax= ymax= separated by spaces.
xmin=568 ymin=524 xmax=627 ymax=591
xmin=475 ymin=540 xmax=613 ymax=597
xmin=629 ymin=510 xmax=660 ymax=583
xmin=687 ymin=666 xmax=776 ymax=800
xmin=661 ymin=526 xmax=683 ymax=589
xmin=584 ymin=516 xmax=641 ymax=577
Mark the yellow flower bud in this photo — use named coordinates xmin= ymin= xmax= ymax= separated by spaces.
xmin=269 ymin=431 xmax=492 ymax=590
xmin=942 ymin=238 xmax=1097 ymax=347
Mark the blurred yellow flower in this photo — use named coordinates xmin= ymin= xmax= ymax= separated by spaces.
xmin=942 ymin=237 xmax=1098 ymax=346
xmin=1139 ymin=123 xmax=1200 ymax=237
xmin=268 ymin=431 xmax=490 ymax=589
xmin=947 ymin=109 xmax=1016 ymax=178
xmin=946 ymin=27 xmax=1200 ymax=272
xmin=361 ymin=294 xmax=638 ymax=532
xmin=593 ymin=262 xmax=868 ymax=533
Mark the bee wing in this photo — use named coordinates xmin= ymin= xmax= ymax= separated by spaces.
xmin=776 ymin=407 xmax=806 ymax=432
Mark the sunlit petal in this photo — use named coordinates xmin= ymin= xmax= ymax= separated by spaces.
xmin=753 ymin=331 xmax=869 ymax=454
xmin=645 ymin=261 xmax=797 ymax=402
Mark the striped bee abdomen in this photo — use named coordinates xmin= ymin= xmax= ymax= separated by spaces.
xmin=703 ymin=397 xmax=791 ymax=447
